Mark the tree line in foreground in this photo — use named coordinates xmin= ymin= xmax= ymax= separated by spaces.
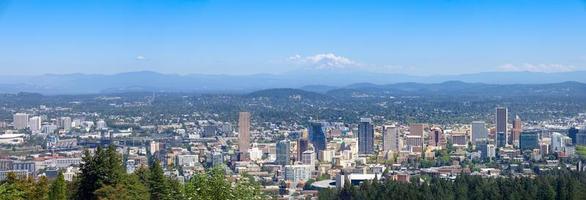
xmin=0 ymin=145 xmax=263 ymax=200
xmin=319 ymin=170 xmax=586 ymax=200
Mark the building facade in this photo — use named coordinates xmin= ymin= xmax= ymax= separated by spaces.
xmin=358 ymin=118 xmax=374 ymax=154
xmin=238 ymin=112 xmax=251 ymax=160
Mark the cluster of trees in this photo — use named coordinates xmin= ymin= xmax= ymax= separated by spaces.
xmin=319 ymin=170 xmax=586 ymax=200
xmin=0 ymin=145 xmax=263 ymax=200
xmin=0 ymin=172 xmax=66 ymax=200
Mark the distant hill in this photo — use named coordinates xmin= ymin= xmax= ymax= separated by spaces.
xmin=1 ymin=70 xmax=586 ymax=94
xmin=325 ymin=81 xmax=586 ymax=97
xmin=299 ymin=85 xmax=338 ymax=93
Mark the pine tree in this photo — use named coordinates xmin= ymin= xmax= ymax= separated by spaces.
xmin=75 ymin=145 xmax=125 ymax=200
xmin=121 ymin=174 xmax=150 ymax=200
xmin=76 ymin=148 xmax=100 ymax=200
xmin=49 ymin=172 xmax=67 ymax=200
xmin=148 ymin=159 xmax=172 ymax=200
xmin=33 ymin=176 xmax=49 ymax=200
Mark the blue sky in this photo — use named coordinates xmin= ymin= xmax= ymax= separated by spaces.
xmin=0 ymin=0 xmax=585 ymax=75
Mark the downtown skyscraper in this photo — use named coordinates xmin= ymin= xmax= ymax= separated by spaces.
xmin=496 ymin=107 xmax=508 ymax=147
xmin=383 ymin=125 xmax=400 ymax=153
xmin=512 ymin=115 xmax=522 ymax=146
xmin=358 ymin=118 xmax=374 ymax=154
xmin=238 ymin=112 xmax=251 ymax=161
xmin=471 ymin=121 xmax=488 ymax=143
xmin=308 ymin=121 xmax=326 ymax=156
xmin=276 ymin=139 xmax=290 ymax=166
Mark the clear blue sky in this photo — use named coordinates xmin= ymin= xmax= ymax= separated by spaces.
xmin=0 ymin=0 xmax=585 ymax=75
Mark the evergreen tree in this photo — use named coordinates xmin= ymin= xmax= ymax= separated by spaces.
xmin=121 ymin=174 xmax=151 ymax=200
xmin=33 ymin=176 xmax=49 ymax=200
xmin=76 ymin=148 xmax=101 ymax=200
xmin=148 ymin=159 xmax=172 ymax=200
xmin=49 ymin=172 xmax=68 ymax=200
xmin=75 ymin=145 xmax=125 ymax=200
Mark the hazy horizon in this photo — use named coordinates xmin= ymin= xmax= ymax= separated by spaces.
xmin=1 ymin=0 xmax=585 ymax=76
xmin=5 ymin=68 xmax=586 ymax=77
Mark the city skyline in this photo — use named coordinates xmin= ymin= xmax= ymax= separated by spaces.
xmin=1 ymin=1 xmax=586 ymax=199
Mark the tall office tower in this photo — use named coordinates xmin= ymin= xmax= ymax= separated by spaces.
xmin=297 ymin=138 xmax=309 ymax=162
xmin=383 ymin=125 xmax=400 ymax=153
xmin=276 ymin=140 xmax=290 ymax=166
xmin=308 ymin=121 xmax=326 ymax=155
xmin=29 ymin=116 xmax=42 ymax=133
xmin=428 ymin=127 xmax=445 ymax=147
xmin=238 ymin=112 xmax=251 ymax=160
xmin=13 ymin=113 xmax=29 ymax=130
xmin=496 ymin=107 xmax=508 ymax=146
xmin=471 ymin=121 xmax=488 ymax=143
xmin=512 ymin=115 xmax=522 ymax=146
xmin=358 ymin=118 xmax=374 ymax=154
xmin=58 ymin=117 xmax=72 ymax=130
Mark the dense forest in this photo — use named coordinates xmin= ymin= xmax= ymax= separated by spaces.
xmin=0 ymin=145 xmax=263 ymax=200
xmin=318 ymin=170 xmax=586 ymax=200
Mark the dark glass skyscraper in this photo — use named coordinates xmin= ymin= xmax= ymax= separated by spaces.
xmin=308 ymin=121 xmax=326 ymax=155
xmin=358 ymin=118 xmax=374 ymax=154
xmin=519 ymin=131 xmax=539 ymax=150
xmin=297 ymin=138 xmax=309 ymax=162
xmin=276 ymin=140 xmax=290 ymax=166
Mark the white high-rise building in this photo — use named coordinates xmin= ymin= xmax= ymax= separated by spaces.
xmin=58 ymin=117 xmax=72 ymax=130
xmin=29 ymin=116 xmax=42 ymax=133
xmin=383 ymin=125 xmax=400 ymax=153
xmin=13 ymin=113 xmax=29 ymax=130
xmin=551 ymin=132 xmax=565 ymax=153
xmin=471 ymin=121 xmax=488 ymax=142
xmin=97 ymin=120 xmax=107 ymax=130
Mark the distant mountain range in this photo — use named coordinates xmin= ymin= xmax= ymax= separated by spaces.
xmin=1 ymin=70 xmax=586 ymax=94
